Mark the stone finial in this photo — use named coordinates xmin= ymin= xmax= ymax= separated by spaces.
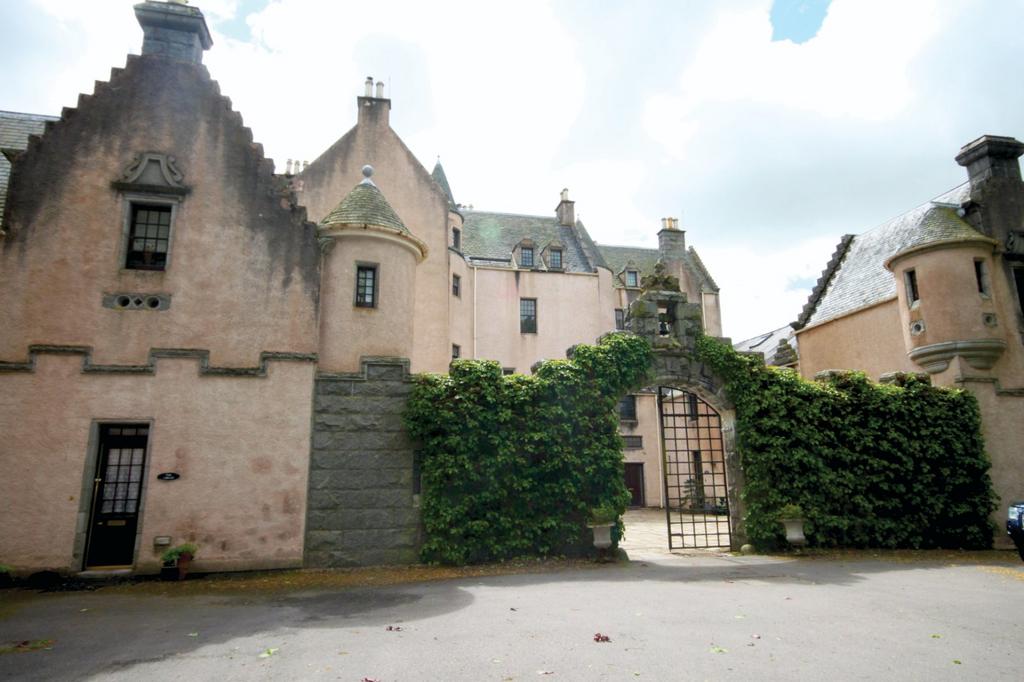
xmin=361 ymin=165 xmax=375 ymax=185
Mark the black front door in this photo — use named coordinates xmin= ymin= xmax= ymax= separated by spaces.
xmin=84 ymin=425 xmax=149 ymax=568
xmin=624 ymin=462 xmax=645 ymax=507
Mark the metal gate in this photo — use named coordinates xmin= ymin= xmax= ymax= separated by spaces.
xmin=658 ymin=386 xmax=731 ymax=549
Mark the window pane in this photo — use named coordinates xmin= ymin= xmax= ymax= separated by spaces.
xmin=127 ymin=204 xmax=171 ymax=270
xmin=356 ymin=266 xmax=377 ymax=307
xmin=521 ymin=247 xmax=534 ymax=267
xmin=520 ymin=298 xmax=537 ymax=333
xmin=550 ymin=250 xmax=562 ymax=268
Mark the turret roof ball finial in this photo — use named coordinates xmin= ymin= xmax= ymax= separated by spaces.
xmin=361 ymin=165 xmax=374 ymax=184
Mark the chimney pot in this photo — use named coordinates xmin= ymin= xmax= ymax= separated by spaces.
xmin=365 ymin=77 xmax=373 ymax=97
xmin=375 ymin=80 xmax=385 ymax=98
xmin=286 ymin=159 xmax=293 ymax=175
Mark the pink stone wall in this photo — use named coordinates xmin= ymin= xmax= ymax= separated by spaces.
xmin=797 ymin=299 xmax=917 ymax=380
xmin=0 ymin=354 xmax=314 ymax=574
xmin=296 ymin=100 xmax=451 ymax=373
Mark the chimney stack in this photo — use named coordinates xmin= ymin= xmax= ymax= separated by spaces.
xmin=357 ymin=75 xmax=391 ymax=128
xmin=134 ymin=1 xmax=213 ymax=65
xmin=658 ymin=215 xmax=685 ymax=260
xmin=955 ymin=135 xmax=1024 ymax=241
xmin=555 ymin=188 xmax=575 ymax=226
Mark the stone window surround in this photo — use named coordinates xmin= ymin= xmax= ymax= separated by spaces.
xmin=118 ymin=193 xmax=182 ymax=274
xmin=625 ymin=269 xmax=640 ymax=288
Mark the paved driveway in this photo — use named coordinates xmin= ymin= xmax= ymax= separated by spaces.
xmin=2 ymin=522 xmax=1023 ymax=681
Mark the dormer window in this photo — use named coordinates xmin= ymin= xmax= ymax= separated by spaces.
xmin=549 ymin=248 xmax=563 ymax=269
xmin=521 ymin=246 xmax=535 ymax=268
xmin=625 ymin=270 xmax=639 ymax=288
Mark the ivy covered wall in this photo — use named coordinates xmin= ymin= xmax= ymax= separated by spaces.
xmin=696 ymin=336 xmax=997 ymax=550
xmin=404 ymin=334 xmax=652 ymax=565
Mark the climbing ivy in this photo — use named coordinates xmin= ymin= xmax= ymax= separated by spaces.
xmin=404 ymin=333 xmax=652 ymax=564
xmin=695 ymin=336 xmax=997 ymax=550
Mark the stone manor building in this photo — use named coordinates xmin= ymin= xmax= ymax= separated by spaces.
xmin=0 ymin=1 xmax=722 ymax=574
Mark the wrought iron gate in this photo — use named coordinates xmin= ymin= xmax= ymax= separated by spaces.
xmin=658 ymin=386 xmax=731 ymax=549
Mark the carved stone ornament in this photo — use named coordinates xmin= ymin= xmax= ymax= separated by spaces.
xmin=111 ymin=152 xmax=189 ymax=195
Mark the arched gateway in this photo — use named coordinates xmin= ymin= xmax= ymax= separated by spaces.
xmin=625 ymin=269 xmax=746 ymax=550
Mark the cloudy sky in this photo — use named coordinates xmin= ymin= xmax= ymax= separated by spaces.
xmin=3 ymin=0 xmax=1022 ymax=340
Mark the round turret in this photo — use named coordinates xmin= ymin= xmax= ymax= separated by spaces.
xmin=317 ymin=166 xmax=427 ymax=373
xmin=885 ymin=206 xmax=1004 ymax=375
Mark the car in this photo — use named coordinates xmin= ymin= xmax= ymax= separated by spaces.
xmin=1008 ymin=502 xmax=1024 ymax=561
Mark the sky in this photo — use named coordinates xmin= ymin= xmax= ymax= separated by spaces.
xmin=2 ymin=0 xmax=1022 ymax=341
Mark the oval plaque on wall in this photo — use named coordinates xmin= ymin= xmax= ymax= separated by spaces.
xmin=156 ymin=472 xmax=180 ymax=481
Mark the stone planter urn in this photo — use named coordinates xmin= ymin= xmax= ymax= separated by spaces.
xmin=780 ymin=518 xmax=806 ymax=547
xmin=589 ymin=523 xmax=614 ymax=550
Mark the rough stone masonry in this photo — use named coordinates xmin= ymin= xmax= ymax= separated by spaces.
xmin=304 ymin=357 xmax=421 ymax=567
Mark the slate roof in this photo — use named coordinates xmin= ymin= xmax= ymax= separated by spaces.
xmin=595 ymin=243 xmax=720 ymax=292
xmin=320 ymin=176 xmax=408 ymax=234
xmin=800 ymin=182 xmax=985 ymax=328
xmin=0 ymin=110 xmax=58 ymax=229
xmin=431 ymin=160 xmax=455 ymax=209
xmin=461 ymin=210 xmax=602 ymax=273
xmin=597 ymin=244 xmax=659 ymax=285
xmin=734 ymin=324 xmax=799 ymax=366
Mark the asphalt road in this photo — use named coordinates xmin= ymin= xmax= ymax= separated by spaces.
xmin=2 ymin=549 xmax=1022 ymax=681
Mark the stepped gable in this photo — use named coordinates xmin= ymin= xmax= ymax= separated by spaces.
xmin=0 ymin=111 xmax=58 ymax=231
xmin=2 ymin=53 xmax=319 ymax=292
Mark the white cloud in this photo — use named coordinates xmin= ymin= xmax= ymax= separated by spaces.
xmin=644 ymin=0 xmax=952 ymax=156
xmin=700 ymin=235 xmax=840 ymax=340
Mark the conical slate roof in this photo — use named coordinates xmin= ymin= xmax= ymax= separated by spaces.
xmin=320 ymin=166 xmax=408 ymax=233
xmin=431 ymin=159 xmax=456 ymax=208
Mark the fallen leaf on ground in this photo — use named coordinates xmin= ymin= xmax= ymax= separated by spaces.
xmin=751 ymin=634 xmax=761 ymax=639
xmin=258 ymin=647 xmax=279 ymax=658
xmin=385 ymin=625 xmax=403 ymax=632
xmin=0 ymin=640 xmax=55 ymax=655
xmin=953 ymin=660 xmax=962 ymax=665
xmin=711 ymin=646 xmax=728 ymax=654
xmin=187 ymin=632 xmax=199 ymax=637
xmin=593 ymin=633 xmax=611 ymax=643
xmin=931 ymin=634 xmax=942 ymax=639
xmin=537 ymin=670 xmax=554 ymax=675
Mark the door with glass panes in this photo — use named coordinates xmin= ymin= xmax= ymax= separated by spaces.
xmin=84 ymin=424 xmax=149 ymax=568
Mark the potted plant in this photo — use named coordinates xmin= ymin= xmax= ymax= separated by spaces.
xmin=777 ymin=504 xmax=807 ymax=547
xmin=587 ymin=503 xmax=619 ymax=553
xmin=161 ymin=543 xmax=198 ymax=581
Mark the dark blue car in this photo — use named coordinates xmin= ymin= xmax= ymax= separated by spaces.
xmin=1008 ymin=502 xmax=1024 ymax=561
